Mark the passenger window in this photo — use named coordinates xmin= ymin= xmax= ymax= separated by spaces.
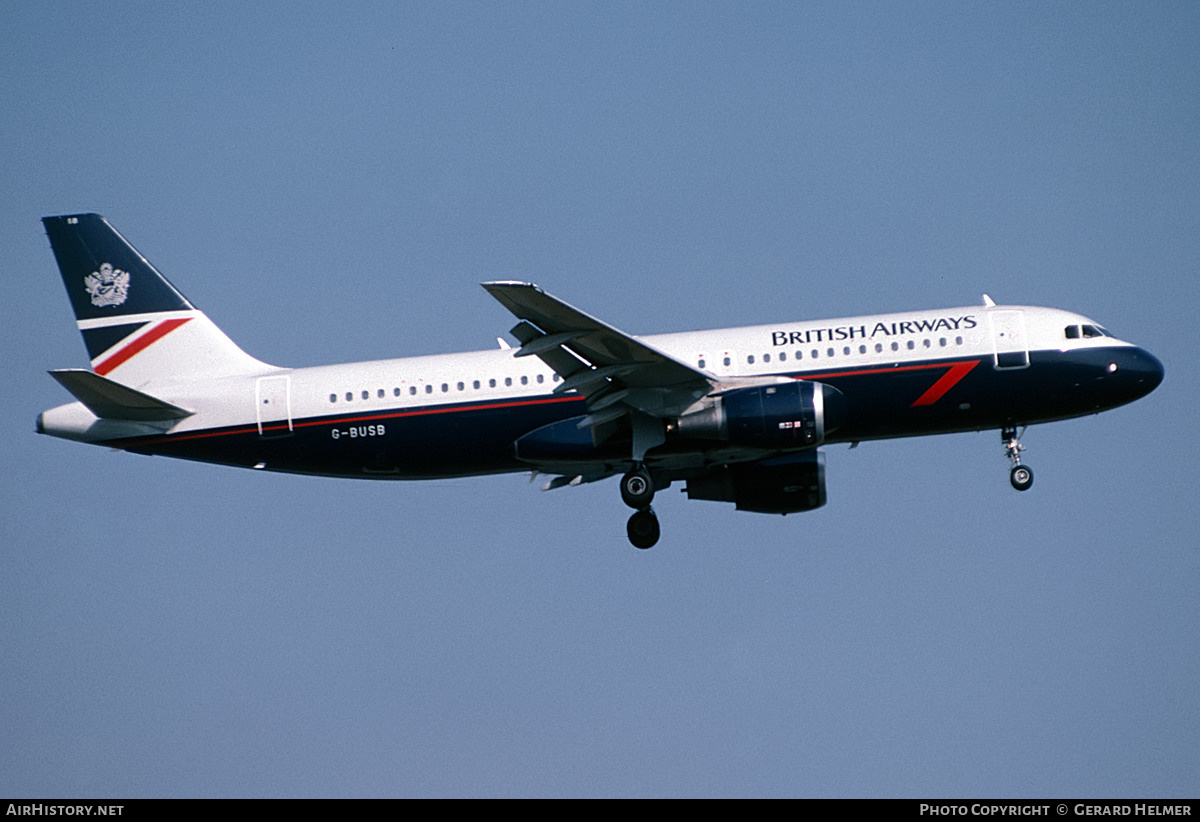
xmin=536 ymin=374 xmax=544 ymax=383
xmin=811 ymin=349 xmax=819 ymax=359
xmin=425 ymin=385 xmax=433 ymax=394
xmin=394 ymin=387 xmax=401 ymax=396
xmin=521 ymin=376 xmax=528 ymax=385
xmin=891 ymin=342 xmax=899 ymax=352
xmin=859 ymin=345 xmax=867 ymax=355
xmin=505 ymin=377 xmax=512 ymax=387
xmin=410 ymin=386 xmax=417 ymax=395
xmin=723 ymin=356 xmax=731 ymax=367
xmin=329 ymin=394 xmax=337 ymax=403
xmin=378 ymin=389 xmax=385 ymax=398
xmin=361 ymin=390 xmax=369 ymax=400
xmin=441 ymin=383 xmax=449 ymax=392
xmin=939 ymin=338 xmax=947 ymax=347
xmin=906 ymin=341 xmax=915 ymax=350
xmin=473 ymin=380 xmax=481 ymax=389
xmin=698 ymin=358 xmax=706 ymax=369
xmin=779 ymin=352 xmax=787 ymax=362
xmin=827 ymin=347 xmax=834 ymax=357
xmin=795 ymin=351 xmax=803 ymax=360
xmin=747 ymin=355 xmax=755 ymax=364
xmin=763 ymin=353 xmax=771 ymax=363
xmin=875 ymin=344 xmax=883 ymax=353
xmin=955 ymin=336 xmax=963 ymax=345
xmin=843 ymin=347 xmax=850 ymax=356
xmin=489 ymin=378 xmax=496 ymax=388
xmin=457 ymin=382 xmax=464 ymax=391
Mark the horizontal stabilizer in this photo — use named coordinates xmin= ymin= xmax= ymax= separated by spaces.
xmin=49 ymin=368 xmax=193 ymax=421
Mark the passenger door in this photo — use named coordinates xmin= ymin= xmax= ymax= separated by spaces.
xmin=988 ymin=310 xmax=1029 ymax=370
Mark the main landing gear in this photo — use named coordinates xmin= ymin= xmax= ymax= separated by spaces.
xmin=621 ymin=464 xmax=660 ymax=549
xmin=626 ymin=506 xmax=660 ymax=550
xmin=1003 ymin=425 xmax=1034 ymax=491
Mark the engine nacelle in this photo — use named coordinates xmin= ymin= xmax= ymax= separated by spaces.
xmin=685 ymin=450 xmax=827 ymax=514
xmin=674 ymin=381 xmax=845 ymax=449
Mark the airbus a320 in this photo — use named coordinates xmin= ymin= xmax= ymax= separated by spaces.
xmin=37 ymin=214 xmax=1163 ymax=548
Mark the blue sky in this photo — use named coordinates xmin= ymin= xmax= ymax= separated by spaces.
xmin=2 ymin=2 xmax=1197 ymax=797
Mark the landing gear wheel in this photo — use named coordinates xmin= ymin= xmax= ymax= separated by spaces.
xmin=1010 ymin=465 xmax=1034 ymax=491
xmin=620 ymin=466 xmax=655 ymax=509
xmin=626 ymin=507 xmax=660 ymax=550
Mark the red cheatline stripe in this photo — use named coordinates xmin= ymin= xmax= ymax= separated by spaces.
xmin=94 ymin=318 xmax=192 ymax=376
xmin=114 ymin=394 xmax=585 ymax=446
xmin=910 ymin=360 xmax=979 ymax=406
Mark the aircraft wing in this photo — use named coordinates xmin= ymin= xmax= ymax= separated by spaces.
xmin=482 ymin=281 xmax=714 ymax=434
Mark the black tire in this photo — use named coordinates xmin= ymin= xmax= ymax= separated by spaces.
xmin=620 ymin=467 xmax=655 ymax=509
xmin=626 ymin=509 xmax=660 ymax=549
xmin=1010 ymin=465 xmax=1034 ymax=491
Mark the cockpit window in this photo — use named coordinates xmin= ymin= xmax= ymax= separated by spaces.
xmin=1066 ymin=324 xmax=1110 ymax=340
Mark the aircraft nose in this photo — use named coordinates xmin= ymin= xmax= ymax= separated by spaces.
xmin=1143 ymin=350 xmax=1164 ymax=391
xmin=1113 ymin=347 xmax=1164 ymax=398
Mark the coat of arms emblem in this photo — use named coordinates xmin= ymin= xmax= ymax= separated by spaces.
xmin=84 ymin=263 xmax=130 ymax=307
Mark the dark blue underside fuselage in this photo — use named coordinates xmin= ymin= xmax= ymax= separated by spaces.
xmin=107 ymin=345 xmax=1163 ymax=480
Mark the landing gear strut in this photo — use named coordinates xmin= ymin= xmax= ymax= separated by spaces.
xmin=1003 ymin=426 xmax=1033 ymax=491
xmin=621 ymin=464 xmax=660 ymax=549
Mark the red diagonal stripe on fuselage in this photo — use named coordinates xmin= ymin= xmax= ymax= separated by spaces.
xmin=94 ymin=317 xmax=192 ymax=376
xmin=910 ymin=359 xmax=980 ymax=406
xmin=797 ymin=358 xmax=982 ymax=407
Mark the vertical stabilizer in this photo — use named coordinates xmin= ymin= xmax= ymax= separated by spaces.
xmin=43 ymin=214 xmax=272 ymax=386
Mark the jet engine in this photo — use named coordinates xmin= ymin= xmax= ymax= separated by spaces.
xmin=674 ymin=381 xmax=845 ymax=449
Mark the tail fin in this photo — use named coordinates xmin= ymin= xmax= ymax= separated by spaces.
xmin=43 ymin=214 xmax=271 ymax=386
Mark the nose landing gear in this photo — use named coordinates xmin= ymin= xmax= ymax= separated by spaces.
xmin=1003 ymin=426 xmax=1033 ymax=491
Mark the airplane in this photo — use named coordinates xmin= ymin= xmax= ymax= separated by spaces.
xmin=37 ymin=213 xmax=1164 ymax=549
